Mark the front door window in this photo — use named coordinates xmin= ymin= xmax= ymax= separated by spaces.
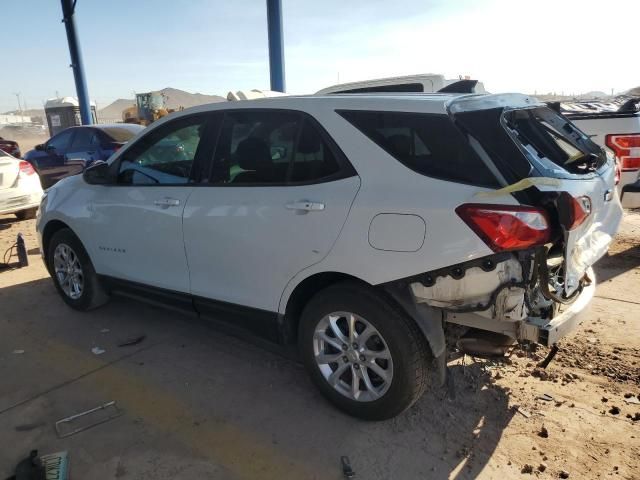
xmin=118 ymin=116 xmax=207 ymax=185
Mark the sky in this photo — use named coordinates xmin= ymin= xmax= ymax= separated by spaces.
xmin=1 ymin=0 xmax=638 ymax=113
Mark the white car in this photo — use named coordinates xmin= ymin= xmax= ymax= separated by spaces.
xmin=0 ymin=150 xmax=43 ymax=220
xmin=37 ymin=93 xmax=622 ymax=419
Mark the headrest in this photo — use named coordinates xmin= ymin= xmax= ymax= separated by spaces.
xmin=235 ymin=137 xmax=271 ymax=171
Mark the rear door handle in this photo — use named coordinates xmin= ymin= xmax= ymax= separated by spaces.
xmin=154 ymin=197 xmax=181 ymax=208
xmin=285 ymin=200 xmax=325 ymax=212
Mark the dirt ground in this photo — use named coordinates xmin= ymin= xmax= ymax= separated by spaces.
xmin=0 ymin=211 xmax=638 ymax=479
xmin=0 ymin=127 xmax=48 ymax=155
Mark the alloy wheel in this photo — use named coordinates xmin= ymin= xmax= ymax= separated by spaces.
xmin=53 ymin=243 xmax=84 ymax=300
xmin=313 ymin=311 xmax=394 ymax=402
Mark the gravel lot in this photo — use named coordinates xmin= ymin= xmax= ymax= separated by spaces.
xmin=0 ymin=212 xmax=638 ymax=479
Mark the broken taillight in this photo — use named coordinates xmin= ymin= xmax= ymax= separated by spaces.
xmin=568 ymin=195 xmax=591 ymax=230
xmin=605 ymin=133 xmax=640 ymax=171
xmin=456 ymin=204 xmax=550 ymax=252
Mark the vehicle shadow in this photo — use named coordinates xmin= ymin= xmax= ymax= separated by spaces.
xmin=382 ymin=361 xmax=514 ymax=479
xmin=593 ymin=244 xmax=640 ymax=283
xmin=0 ymin=217 xmax=18 ymax=226
xmin=0 ymin=276 xmax=513 ymax=479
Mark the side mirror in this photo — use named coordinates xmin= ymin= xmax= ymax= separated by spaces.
xmin=35 ymin=144 xmax=44 ymax=151
xmin=83 ymin=161 xmax=111 ymax=185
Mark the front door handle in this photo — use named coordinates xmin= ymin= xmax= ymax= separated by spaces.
xmin=154 ymin=197 xmax=181 ymax=208
xmin=285 ymin=200 xmax=325 ymax=212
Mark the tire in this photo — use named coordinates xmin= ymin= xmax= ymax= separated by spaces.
xmin=299 ymin=281 xmax=431 ymax=420
xmin=15 ymin=208 xmax=37 ymax=220
xmin=46 ymin=228 xmax=109 ymax=311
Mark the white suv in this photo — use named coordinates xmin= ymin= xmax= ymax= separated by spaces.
xmin=37 ymin=93 xmax=622 ymax=420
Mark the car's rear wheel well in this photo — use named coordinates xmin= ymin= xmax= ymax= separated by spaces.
xmin=282 ymin=273 xmax=366 ymax=344
xmin=42 ymin=220 xmax=72 ymax=269
xmin=282 ymin=272 xmax=413 ymax=345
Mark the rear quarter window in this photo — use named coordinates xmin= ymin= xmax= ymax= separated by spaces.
xmin=338 ymin=110 xmax=499 ymax=188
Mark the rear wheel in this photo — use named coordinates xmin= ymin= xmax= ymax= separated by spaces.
xmin=299 ymin=281 xmax=431 ymax=420
xmin=47 ymin=228 xmax=109 ymax=311
xmin=15 ymin=208 xmax=37 ymax=220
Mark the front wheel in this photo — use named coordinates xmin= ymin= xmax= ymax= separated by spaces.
xmin=47 ymin=228 xmax=109 ymax=311
xmin=299 ymin=282 xmax=431 ymax=420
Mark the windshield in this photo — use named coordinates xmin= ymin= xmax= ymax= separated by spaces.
xmin=503 ymin=106 xmax=605 ymax=174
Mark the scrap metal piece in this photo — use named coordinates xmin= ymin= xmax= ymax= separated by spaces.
xmin=537 ymin=344 xmax=559 ymax=369
xmin=55 ymin=401 xmax=122 ymax=438
xmin=341 ymin=456 xmax=355 ymax=479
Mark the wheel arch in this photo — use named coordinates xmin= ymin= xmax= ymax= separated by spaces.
xmin=280 ymin=271 xmax=430 ymax=350
xmin=42 ymin=219 xmax=72 ymax=272
xmin=281 ymin=272 xmax=368 ymax=344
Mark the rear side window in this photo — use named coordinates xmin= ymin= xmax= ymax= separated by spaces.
xmin=69 ymin=128 xmax=94 ymax=150
xmin=211 ymin=111 xmax=298 ymax=184
xmin=290 ymin=120 xmax=340 ymax=182
xmin=209 ymin=111 xmax=344 ymax=185
xmin=338 ymin=110 xmax=499 ymax=187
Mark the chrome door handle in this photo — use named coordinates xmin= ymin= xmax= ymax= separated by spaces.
xmin=285 ymin=200 xmax=325 ymax=212
xmin=154 ymin=197 xmax=181 ymax=208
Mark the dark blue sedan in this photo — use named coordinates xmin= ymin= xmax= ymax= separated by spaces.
xmin=24 ymin=124 xmax=144 ymax=188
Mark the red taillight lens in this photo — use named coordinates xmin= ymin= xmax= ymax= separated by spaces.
xmin=18 ymin=161 xmax=35 ymax=176
xmin=620 ymin=157 xmax=640 ymax=171
xmin=568 ymin=195 xmax=591 ymax=230
xmin=456 ymin=204 xmax=550 ymax=252
xmin=606 ymin=133 xmax=640 ymax=171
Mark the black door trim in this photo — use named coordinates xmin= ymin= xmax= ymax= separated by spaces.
xmin=98 ymin=275 xmax=281 ymax=344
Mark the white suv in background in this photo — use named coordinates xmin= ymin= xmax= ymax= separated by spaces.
xmin=37 ymin=93 xmax=622 ymax=420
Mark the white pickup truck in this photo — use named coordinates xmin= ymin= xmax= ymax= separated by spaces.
xmin=551 ymin=97 xmax=640 ymax=208
xmin=318 ymin=76 xmax=640 ymax=208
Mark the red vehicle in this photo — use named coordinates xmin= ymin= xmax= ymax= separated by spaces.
xmin=0 ymin=137 xmax=21 ymax=158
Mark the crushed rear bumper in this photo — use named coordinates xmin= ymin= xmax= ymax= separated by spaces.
xmin=519 ymin=267 xmax=596 ymax=346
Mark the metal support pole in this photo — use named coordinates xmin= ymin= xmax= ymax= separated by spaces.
xmin=266 ymin=0 xmax=285 ymax=92
xmin=60 ymin=0 xmax=92 ymax=124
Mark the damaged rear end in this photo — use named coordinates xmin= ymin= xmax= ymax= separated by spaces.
xmin=411 ymin=94 xmax=623 ymax=352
